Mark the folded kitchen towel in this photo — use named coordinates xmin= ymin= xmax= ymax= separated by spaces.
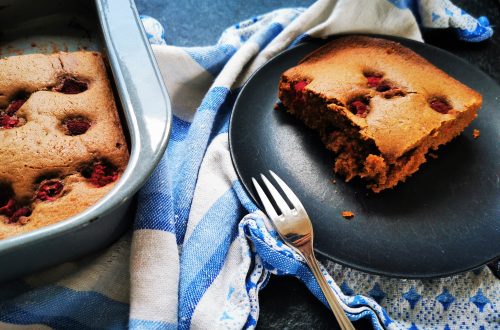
xmin=0 ymin=1 xmax=497 ymax=329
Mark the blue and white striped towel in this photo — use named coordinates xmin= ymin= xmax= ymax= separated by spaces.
xmin=0 ymin=0 xmax=497 ymax=329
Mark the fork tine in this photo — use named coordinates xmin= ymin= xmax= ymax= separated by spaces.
xmin=252 ymin=177 xmax=279 ymax=219
xmin=261 ymin=174 xmax=292 ymax=215
xmin=269 ymin=171 xmax=304 ymax=211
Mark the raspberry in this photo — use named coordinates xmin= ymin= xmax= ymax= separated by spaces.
xmin=54 ymin=77 xmax=88 ymax=94
xmin=0 ymin=198 xmax=16 ymax=217
xmin=81 ymin=162 xmax=118 ymax=187
xmin=0 ymin=114 xmax=19 ymax=129
xmin=36 ymin=180 xmax=64 ymax=201
xmin=349 ymin=99 xmax=370 ymax=118
xmin=6 ymin=99 xmax=26 ymax=116
xmin=292 ymin=80 xmax=310 ymax=107
xmin=430 ymin=99 xmax=452 ymax=114
xmin=10 ymin=207 xmax=31 ymax=223
xmin=364 ymin=73 xmax=383 ymax=88
xmin=64 ymin=118 xmax=91 ymax=135
xmin=293 ymin=80 xmax=309 ymax=93
xmin=366 ymin=76 xmax=382 ymax=87
xmin=90 ymin=164 xmax=118 ymax=187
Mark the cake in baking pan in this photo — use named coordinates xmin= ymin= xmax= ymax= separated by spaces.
xmin=0 ymin=51 xmax=129 ymax=239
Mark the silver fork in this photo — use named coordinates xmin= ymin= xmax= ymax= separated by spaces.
xmin=252 ymin=171 xmax=355 ymax=330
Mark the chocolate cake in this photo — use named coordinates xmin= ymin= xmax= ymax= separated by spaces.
xmin=0 ymin=51 xmax=129 ymax=239
xmin=278 ymin=36 xmax=482 ymax=192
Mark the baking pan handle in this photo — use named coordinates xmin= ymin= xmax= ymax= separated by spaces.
xmin=95 ymin=0 xmax=171 ymax=186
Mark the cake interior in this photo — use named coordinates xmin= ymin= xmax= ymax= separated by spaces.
xmin=278 ymin=77 xmax=477 ymax=192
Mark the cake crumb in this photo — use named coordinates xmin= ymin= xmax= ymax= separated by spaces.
xmin=341 ymin=211 xmax=354 ymax=219
xmin=472 ymin=129 xmax=480 ymax=139
xmin=428 ymin=153 xmax=438 ymax=159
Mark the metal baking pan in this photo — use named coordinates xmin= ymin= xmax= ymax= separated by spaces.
xmin=0 ymin=0 xmax=171 ymax=282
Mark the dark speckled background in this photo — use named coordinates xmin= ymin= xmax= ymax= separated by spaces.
xmin=134 ymin=1 xmax=499 ymax=329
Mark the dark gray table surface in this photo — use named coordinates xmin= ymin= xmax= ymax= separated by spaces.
xmin=134 ymin=1 xmax=500 ymax=329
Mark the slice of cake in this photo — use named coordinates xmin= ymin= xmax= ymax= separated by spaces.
xmin=278 ymin=36 xmax=482 ymax=192
xmin=0 ymin=51 xmax=129 ymax=239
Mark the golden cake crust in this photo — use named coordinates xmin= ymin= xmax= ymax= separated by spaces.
xmin=281 ymin=36 xmax=482 ymax=160
xmin=0 ymin=51 xmax=129 ymax=239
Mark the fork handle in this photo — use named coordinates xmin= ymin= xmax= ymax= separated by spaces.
xmin=303 ymin=252 xmax=355 ymax=330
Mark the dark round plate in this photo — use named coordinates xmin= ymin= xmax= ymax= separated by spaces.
xmin=229 ymin=35 xmax=500 ymax=278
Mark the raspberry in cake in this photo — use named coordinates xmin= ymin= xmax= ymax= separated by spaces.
xmin=0 ymin=51 xmax=129 ymax=239
xmin=278 ymin=36 xmax=482 ymax=192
